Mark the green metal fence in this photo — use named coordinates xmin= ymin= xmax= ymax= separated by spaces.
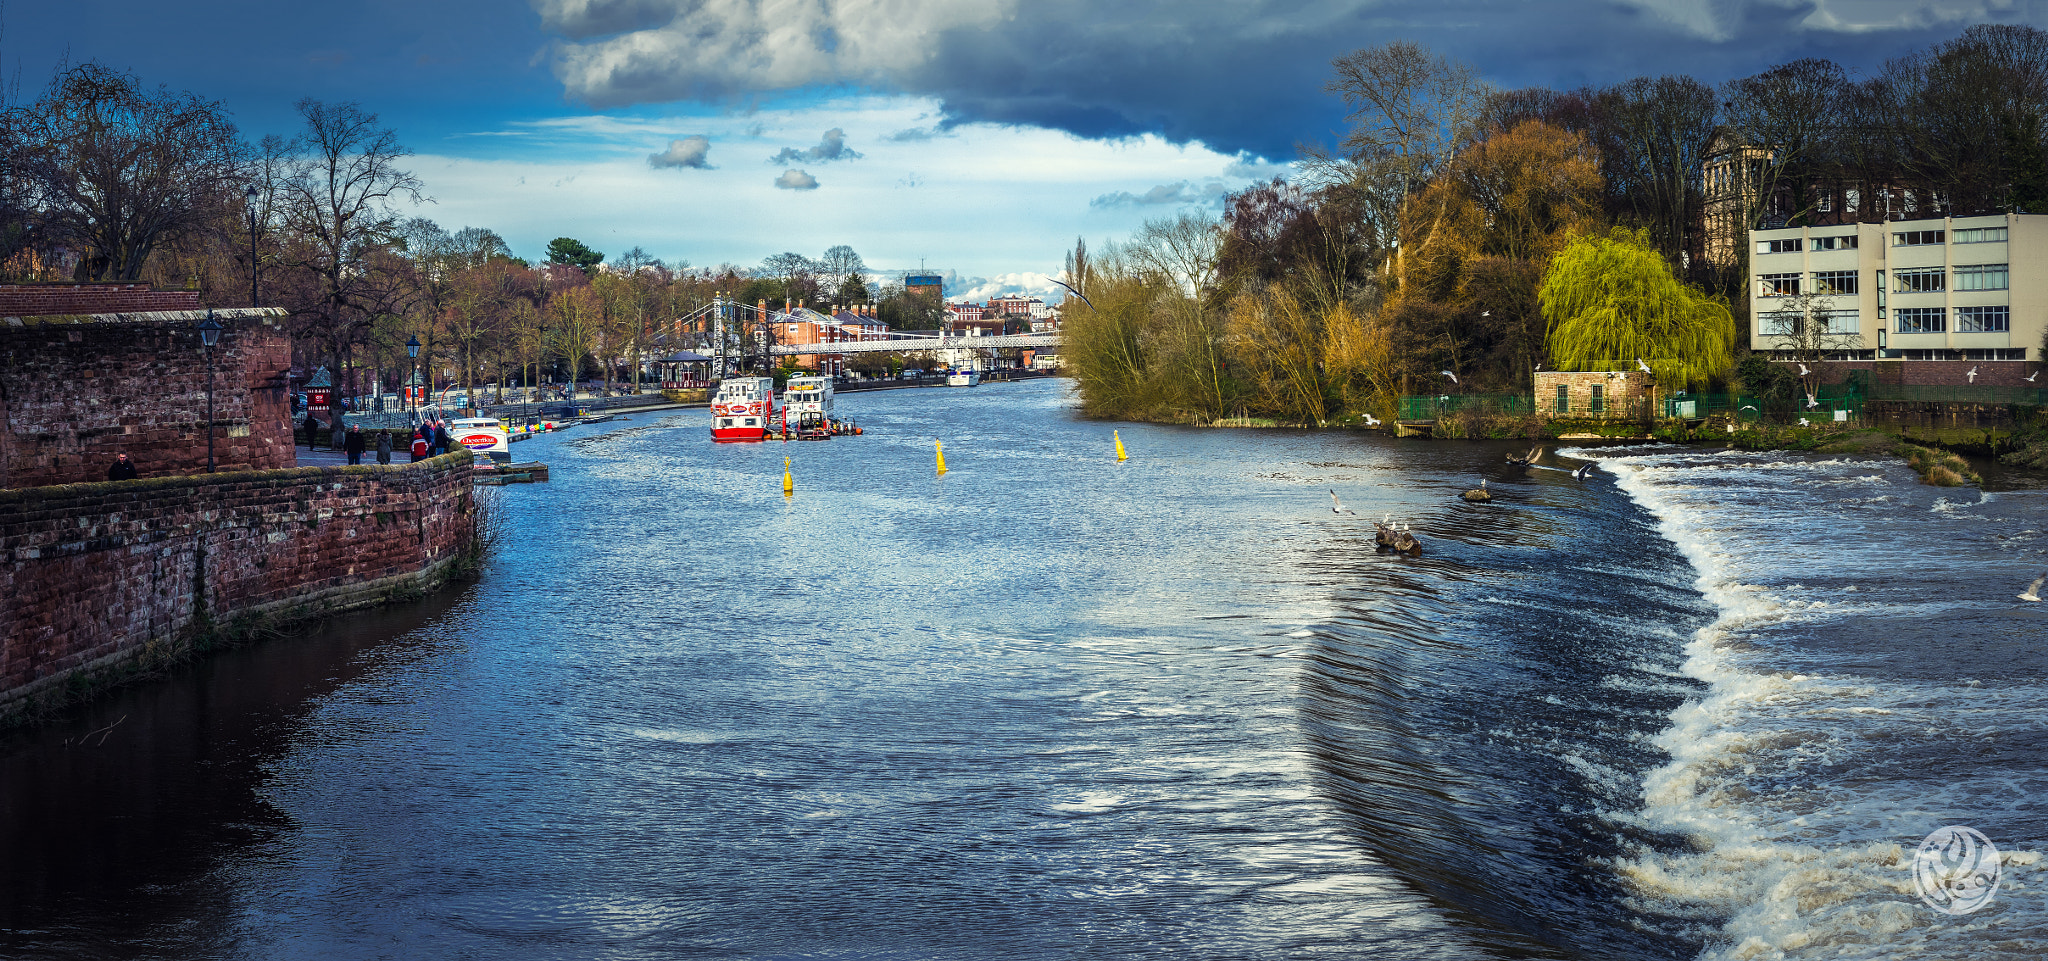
xmin=1863 ymin=384 xmax=2048 ymax=406
xmin=1397 ymin=393 xmax=1535 ymax=421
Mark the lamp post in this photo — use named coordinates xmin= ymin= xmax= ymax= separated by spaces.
xmin=406 ymin=334 xmax=421 ymax=427
xmin=197 ymin=311 xmax=223 ymax=472
xmin=245 ymin=185 xmax=260 ymax=308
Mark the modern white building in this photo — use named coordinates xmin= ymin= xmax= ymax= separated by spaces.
xmin=1749 ymin=213 xmax=2044 ymax=363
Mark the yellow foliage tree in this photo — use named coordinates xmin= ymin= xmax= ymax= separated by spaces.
xmin=1540 ymin=228 xmax=1734 ymax=386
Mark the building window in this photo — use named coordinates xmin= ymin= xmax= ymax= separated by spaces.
xmin=1953 ymin=264 xmax=2008 ymax=291
xmin=1824 ymin=310 xmax=1859 ymax=334
xmin=1555 ymin=385 xmax=1568 ymax=413
xmin=1755 ymin=238 xmax=1803 ymax=254
xmin=1955 ymin=306 xmax=2010 ymax=333
xmin=1589 ymin=384 xmax=1604 ymax=415
xmin=1892 ymin=229 xmax=1945 ymax=246
xmin=1762 ymin=311 xmax=1797 ymax=336
xmin=1810 ymin=234 xmax=1858 ymax=251
xmin=1953 ymin=226 xmax=2008 ymax=243
xmin=1895 ymin=307 xmax=1946 ymax=334
xmin=1758 ymin=273 xmax=1801 ymax=297
xmin=1893 ymin=267 xmax=1946 ymax=293
xmin=1811 ymin=270 xmax=1858 ymax=295
xmin=1763 ymin=310 xmax=1858 ymax=336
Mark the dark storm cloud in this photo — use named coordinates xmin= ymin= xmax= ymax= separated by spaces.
xmin=768 ymin=128 xmax=863 ymax=164
xmin=538 ymin=0 xmax=2048 ymax=158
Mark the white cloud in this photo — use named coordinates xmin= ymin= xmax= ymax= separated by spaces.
xmin=955 ymin=272 xmax=1060 ymax=302
xmin=648 ymin=135 xmax=713 ymax=168
xmin=774 ymin=168 xmax=819 ymax=190
xmin=1089 ymin=180 xmax=1230 ymax=208
xmin=770 ymin=128 xmax=862 ymax=164
xmin=417 ymin=95 xmax=1256 ymax=280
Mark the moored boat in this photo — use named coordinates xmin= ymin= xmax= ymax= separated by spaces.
xmin=710 ymin=377 xmax=777 ymax=442
xmin=782 ymin=375 xmax=835 ymax=436
xmin=946 ymin=367 xmax=981 ymax=387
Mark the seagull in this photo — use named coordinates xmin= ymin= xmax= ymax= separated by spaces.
xmin=1967 ymin=366 xmax=1979 ymax=383
xmin=1573 ymin=463 xmax=1594 ymax=480
xmin=1535 ymin=363 xmax=1543 ymax=372
xmin=1441 ymin=370 xmax=1459 ymax=384
xmin=1799 ymin=417 xmax=1811 ymax=426
xmin=2027 ymin=371 xmax=2040 ymax=383
xmin=2021 ymin=573 xmax=2044 ymax=602
xmin=1806 ymin=392 xmax=1820 ymax=409
xmin=1636 ymin=357 xmax=1653 ymax=374
xmin=1798 ymin=363 xmax=1812 ymax=377
xmin=1740 ymin=404 xmax=1759 ymax=412
xmin=1363 ymin=413 xmax=1382 ymax=426
xmin=1480 ymin=310 xmax=1491 ymax=317
xmin=1726 ymin=423 xmax=1736 ymax=434
xmin=1329 ymin=490 xmax=1356 ymax=515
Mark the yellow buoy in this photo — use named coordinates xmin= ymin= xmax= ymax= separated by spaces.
xmin=1114 ymin=429 xmax=1127 ymax=462
xmin=783 ymin=455 xmax=794 ymax=496
xmin=936 ymin=440 xmax=948 ymax=476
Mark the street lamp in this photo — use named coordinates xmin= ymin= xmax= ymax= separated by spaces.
xmin=406 ymin=334 xmax=421 ymax=426
xmin=245 ymin=185 xmax=260 ymax=308
xmin=197 ymin=311 xmax=223 ymax=472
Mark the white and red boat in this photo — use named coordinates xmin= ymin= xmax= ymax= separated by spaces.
xmin=709 ymin=376 xmax=777 ymax=442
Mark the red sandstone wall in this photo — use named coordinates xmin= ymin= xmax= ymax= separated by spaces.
xmin=0 ymin=455 xmax=475 ymax=711
xmin=0 ymin=310 xmax=294 ymax=488
xmin=0 ymin=284 xmax=202 ymax=316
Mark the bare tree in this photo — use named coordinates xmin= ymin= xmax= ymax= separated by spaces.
xmin=274 ymin=99 xmax=427 ymax=402
xmin=1721 ymin=60 xmax=1846 ymax=232
xmin=817 ymin=244 xmax=866 ymax=300
xmin=11 ymin=62 xmax=245 ymax=281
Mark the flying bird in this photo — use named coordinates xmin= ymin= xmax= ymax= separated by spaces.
xmin=2027 ymin=371 xmax=2040 ymax=383
xmin=2020 ymin=572 xmax=2044 ymax=603
xmin=1363 ymin=413 xmax=1382 ymax=426
xmin=1798 ymin=363 xmax=1812 ymax=377
xmin=1967 ymin=366 xmax=1980 ymax=383
xmin=1441 ymin=370 xmax=1459 ymax=384
xmin=1799 ymin=417 xmax=1811 ymax=426
xmin=1573 ymin=463 xmax=1594 ymax=480
xmin=1806 ymin=392 xmax=1820 ymax=410
xmin=1740 ymin=404 xmax=1759 ymax=412
xmin=1329 ymin=490 xmax=1356 ymax=515
xmin=1636 ymin=357 xmax=1653 ymax=374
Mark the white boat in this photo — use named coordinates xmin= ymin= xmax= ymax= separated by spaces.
xmin=946 ymin=368 xmax=981 ymax=387
xmin=450 ymin=417 xmax=511 ymax=466
xmin=782 ymin=375 xmax=835 ymax=433
xmin=710 ymin=376 xmax=777 ymax=442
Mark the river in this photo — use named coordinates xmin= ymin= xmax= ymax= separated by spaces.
xmin=2 ymin=377 xmax=2043 ymax=960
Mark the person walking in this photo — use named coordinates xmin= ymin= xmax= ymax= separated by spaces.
xmin=106 ymin=452 xmax=138 ymax=481
xmin=410 ymin=429 xmax=429 ymax=463
xmin=304 ymin=413 xmax=320 ymax=448
xmin=375 ymin=429 xmax=392 ymax=465
xmin=343 ymin=425 xmax=367 ymax=465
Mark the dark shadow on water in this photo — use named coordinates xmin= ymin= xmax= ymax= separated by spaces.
xmin=0 ymin=582 xmax=478 ymax=950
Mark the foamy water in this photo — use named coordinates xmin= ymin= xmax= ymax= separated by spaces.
xmin=1581 ymin=446 xmax=2048 ymax=960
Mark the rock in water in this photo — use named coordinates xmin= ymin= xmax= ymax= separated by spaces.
xmin=1462 ymin=488 xmax=1492 ymax=503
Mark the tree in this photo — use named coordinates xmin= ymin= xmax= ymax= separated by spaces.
xmin=760 ymin=251 xmax=820 ymax=306
xmin=11 ymin=62 xmax=246 ymax=281
xmin=818 ymin=244 xmax=867 ymax=299
xmin=546 ymin=236 xmax=603 ymax=271
xmin=275 ymin=98 xmax=426 ymax=403
xmin=1601 ymin=75 xmax=1720 ymax=268
xmin=1314 ymin=41 xmax=1489 ymax=264
xmin=1540 ymin=228 xmax=1734 ymax=388
xmin=1720 ymin=60 xmax=1846 ymax=232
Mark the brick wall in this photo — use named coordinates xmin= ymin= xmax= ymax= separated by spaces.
xmin=0 ymin=308 xmax=293 ymax=488
xmin=0 ymin=284 xmax=202 ymax=316
xmin=1532 ymin=370 xmax=1656 ymax=416
xmin=0 ymin=454 xmax=476 ymax=715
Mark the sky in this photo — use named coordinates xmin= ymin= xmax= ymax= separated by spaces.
xmin=10 ymin=0 xmax=2048 ymax=300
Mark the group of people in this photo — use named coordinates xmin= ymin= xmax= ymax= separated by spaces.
xmin=335 ymin=420 xmax=454 ymax=465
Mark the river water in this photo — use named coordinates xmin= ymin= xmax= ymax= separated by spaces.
xmin=3 ymin=378 xmax=2044 ymax=960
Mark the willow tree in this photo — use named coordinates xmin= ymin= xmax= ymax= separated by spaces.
xmin=1539 ymin=228 xmax=1733 ymax=386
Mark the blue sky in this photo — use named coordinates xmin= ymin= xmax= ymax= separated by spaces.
xmin=10 ymin=1 xmax=2045 ymax=299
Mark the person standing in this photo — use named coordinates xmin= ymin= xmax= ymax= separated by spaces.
xmin=106 ymin=453 xmax=138 ymax=481
xmin=410 ymin=429 xmax=429 ymax=463
xmin=375 ymin=429 xmax=392 ymax=465
xmin=343 ymin=425 xmax=366 ymax=465
xmin=434 ymin=421 xmax=453 ymax=456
